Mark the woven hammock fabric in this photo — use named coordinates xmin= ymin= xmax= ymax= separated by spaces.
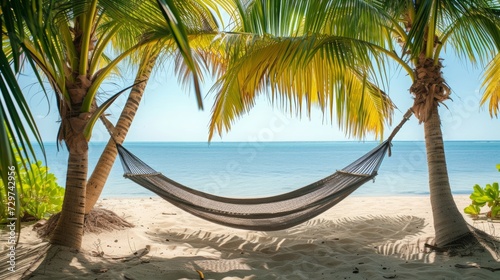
xmin=116 ymin=140 xmax=391 ymax=231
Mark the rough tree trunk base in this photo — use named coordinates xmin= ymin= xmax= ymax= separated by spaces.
xmin=426 ymin=225 xmax=500 ymax=258
xmin=36 ymin=208 xmax=134 ymax=238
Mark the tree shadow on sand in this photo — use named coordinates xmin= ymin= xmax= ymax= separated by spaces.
xmin=377 ymin=222 xmax=500 ymax=263
xmin=5 ymin=215 xmax=500 ymax=279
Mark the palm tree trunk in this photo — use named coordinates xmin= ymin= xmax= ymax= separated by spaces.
xmin=411 ymin=56 xmax=471 ymax=246
xmin=424 ymin=105 xmax=470 ymax=246
xmin=50 ymin=135 xmax=88 ymax=249
xmin=84 ymin=53 xmax=158 ymax=213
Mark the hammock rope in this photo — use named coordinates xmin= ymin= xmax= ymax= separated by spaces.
xmin=112 ymin=109 xmax=413 ymax=230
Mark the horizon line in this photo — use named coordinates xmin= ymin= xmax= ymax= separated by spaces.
xmin=38 ymin=139 xmax=500 ymax=144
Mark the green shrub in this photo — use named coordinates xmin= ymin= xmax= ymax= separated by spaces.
xmin=1 ymin=149 xmax=64 ymax=223
xmin=464 ymin=164 xmax=500 ymax=220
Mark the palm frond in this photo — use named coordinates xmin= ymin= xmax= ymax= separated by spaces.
xmin=307 ymin=0 xmax=396 ymax=47
xmin=481 ymin=53 xmax=500 ymax=117
xmin=83 ymin=84 xmax=140 ymax=141
xmin=0 ymin=0 xmax=57 ymax=235
xmin=438 ymin=4 xmax=500 ymax=65
xmin=96 ymin=0 xmax=220 ymax=110
xmin=96 ymin=0 xmax=205 ymax=106
xmin=404 ymin=0 xmax=433 ymax=59
xmin=230 ymin=0 xmax=394 ymax=46
xmin=208 ymin=34 xmax=394 ymax=140
xmin=156 ymin=0 xmax=205 ymax=109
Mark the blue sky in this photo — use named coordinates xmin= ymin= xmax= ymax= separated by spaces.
xmin=23 ymin=51 xmax=500 ymax=143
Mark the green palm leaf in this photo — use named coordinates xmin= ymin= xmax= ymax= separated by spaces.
xmin=0 ymin=0 xmax=52 ymax=237
xmin=157 ymin=0 xmax=204 ymax=109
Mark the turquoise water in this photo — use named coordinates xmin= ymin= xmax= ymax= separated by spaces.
xmin=39 ymin=141 xmax=500 ymax=198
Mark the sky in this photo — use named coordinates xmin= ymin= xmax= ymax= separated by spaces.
xmin=22 ymin=50 xmax=500 ymax=143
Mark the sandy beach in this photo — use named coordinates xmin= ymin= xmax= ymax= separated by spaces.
xmin=2 ymin=195 xmax=500 ymax=279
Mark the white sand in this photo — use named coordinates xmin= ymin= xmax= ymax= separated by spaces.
xmin=3 ymin=195 xmax=500 ymax=279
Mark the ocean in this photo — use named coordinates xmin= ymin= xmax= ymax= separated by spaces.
xmin=38 ymin=141 xmax=500 ymax=198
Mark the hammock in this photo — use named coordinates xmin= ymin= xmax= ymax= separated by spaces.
xmin=115 ymin=110 xmax=412 ymax=231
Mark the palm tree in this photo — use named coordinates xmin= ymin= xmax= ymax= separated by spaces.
xmin=83 ymin=52 xmax=159 ymax=214
xmin=207 ymin=0 xmax=500 ymax=247
xmin=84 ymin=1 xmax=220 ymax=212
xmin=1 ymin=0 xmax=217 ymax=250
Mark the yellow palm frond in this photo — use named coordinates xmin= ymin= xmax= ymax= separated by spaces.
xmin=481 ymin=53 xmax=500 ymax=117
xmin=208 ymin=34 xmax=394 ymax=140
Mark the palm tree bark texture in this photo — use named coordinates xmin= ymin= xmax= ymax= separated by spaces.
xmin=85 ymin=54 xmax=158 ymax=213
xmin=411 ymin=55 xmax=470 ymax=246
xmin=51 ymin=75 xmax=93 ymax=248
